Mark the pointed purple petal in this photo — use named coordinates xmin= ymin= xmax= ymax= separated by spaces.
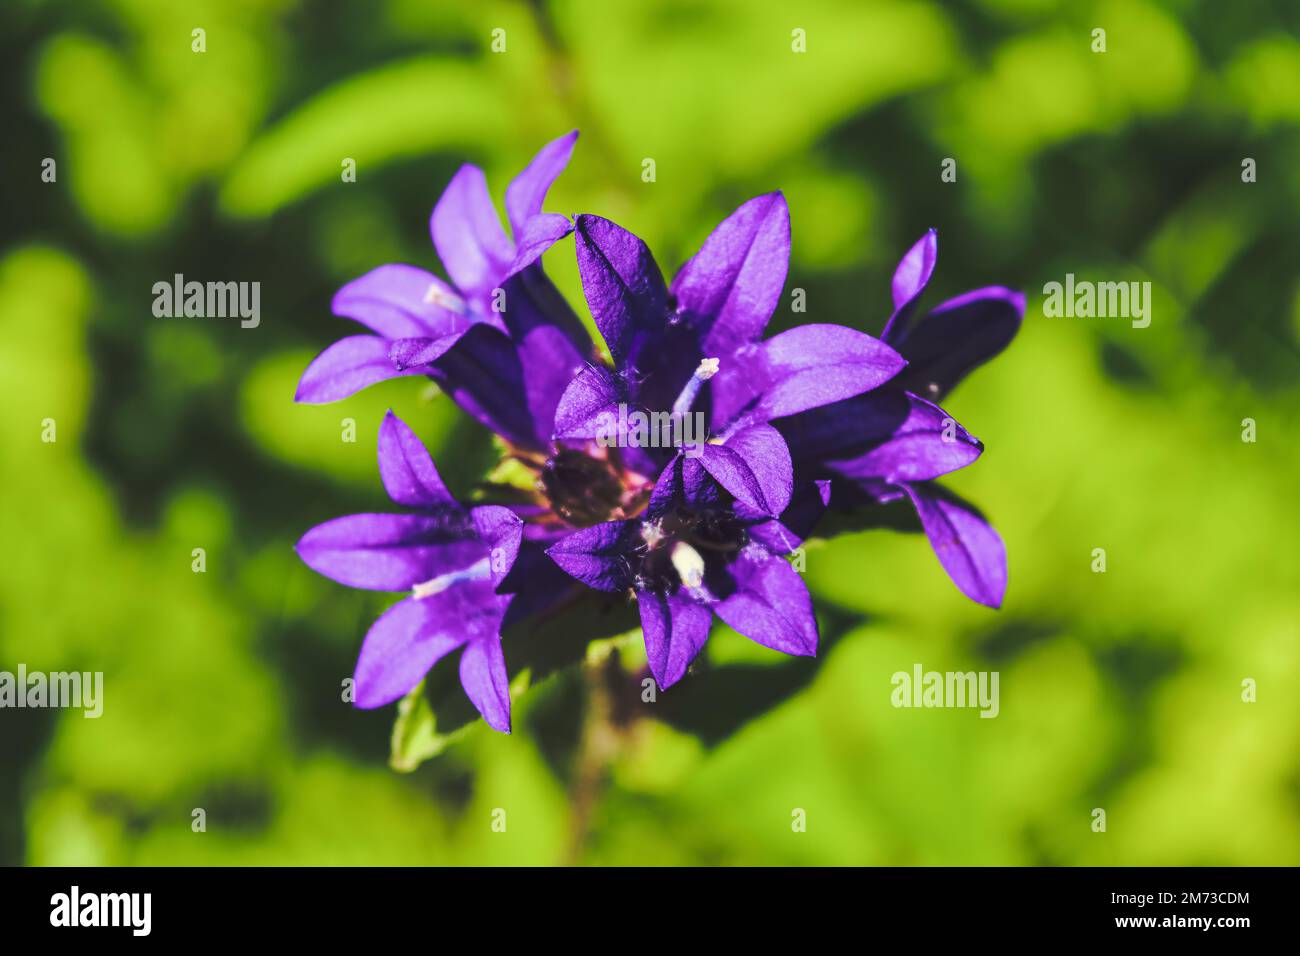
xmin=574 ymin=214 xmax=670 ymax=369
xmin=545 ymin=521 xmax=640 ymax=592
xmin=826 ymin=392 xmax=983 ymax=483
xmin=700 ymin=424 xmax=793 ymax=516
xmin=553 ymin=364 xmax=628 ymax=441
xmin=507 ymin=212 xmax=575 ymax=277
xmin=889 ymin=286 xmax=1025 ymax=399
xmin=670 ymin=192 xmax=790 ymax=354
xmin=459 ymin=637 xmax=512 ymax=733
xmin=711 ymin=324 xmax=905 ymax=430
xmin=882 ymin=229 xmax=938 ymax=342
xmin=637 ymin=588 xmax=713 ymax=688
xmin=902 ymin=483 xmax=1007 ymax=608
xmin=471 ymin=504 xmax=523 ymax=589
xmin=780 ymin=389 xmax=982 ymax=483
xmin=388 ymin=332 xmax=467 ymax=371
xmin=647 ymin=453 xmax=723 ymax=515
xmin=377 ymin=410 xmax=454 ymax=508
xmin=352 ymin=595 xmax=469 ymax=709
xmin=332 ymin=264 xmax=462 ymax=340
xmin=715 ymin=547 xmax=818 ymax=656
xmin=295 ymin=334 xmax=422 ymax=404
xmin=296 ymin=512 xmax=481 ymax=591
xmin=504 ymin=130 xmax=579 ymax=237
xmin=430 ymin=164 xmax=514 ymax=298
xmin=738 ymin=479 xmax=831 ymax=554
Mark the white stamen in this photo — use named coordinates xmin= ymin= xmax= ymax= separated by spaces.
xmin=695 ymin=357 xmax=720 ymax=380
xmin=411 ymin=557 xmax=492 ymax=600
xmin=424 ymin=283 xmax=467 ymax=314
xmin=640 ymin=520 xmax=665 ymax=549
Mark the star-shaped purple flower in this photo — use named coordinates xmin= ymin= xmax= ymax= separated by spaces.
xmin=296 ymin=131 xmax=592 ymax=453
xmin=296 ymin=411 xmax=523 ymax=731
xmin=554 ymin=194 xmax=904 ymax=471
xmin=777 ymin=229 xmax=1024 ymax=607
xmin=545 ymin=193 xmax=904 ymax=686
xmin=546 ymin=451 xmax=831 ymax=688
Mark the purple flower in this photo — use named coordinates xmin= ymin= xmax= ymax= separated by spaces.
xmin=545 ymin=194 xmax=904 ymax=686
xmin=547 ymin=453 xmax=830 ymax=689
xmin=296 ymin=411 xmax=522 ymax=731
xmin=554 ymin=194 xmax=904 ymax=472
xmin=296 ymin=131 xmax=592 ymax=452
xmin=777 ymin=229 xmax=1024 ymax=607
xmin=294 ymin=146 xmax=1022 ymax=732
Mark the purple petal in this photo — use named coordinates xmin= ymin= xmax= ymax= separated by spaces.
xmin=496 ymin=270 xmax=594 ymax=449
xmin=430 ymin=164 xmax=514 ymax=299
xmin=711 ymin=324 xmax=905 ymax=431
xmin=507 ymin=213 xmax=575 ymax=277
xmin=825 ymin=392 xmax=983 ymax=484
xmin=545 ymin=521 xmax=640 ymax=592
xmin=670 ymin=192 xmax=790 ymax=355
xmin=498 ymin=535 xmax=583 ymax=625
xmin=647 ymin=453 xmax=723 ymax=515
xmin=553 ymin=364 xmax=628 ymax=441
xmin=295 ymin=334 xmax=423 ymax=404
xmin=882 ymin=229 xmax=938 ymax=343
xmin=902 ymin=483 xmax=1007 ymax=608
xmin=504 ymin=130 xmax=579 ymax=238
xmin=459 ymin=637 xmax=512 ymax=733
xmin=388 ymin=330 xmax=470 ymax=371
xmin=700 ymin=424 xmax=793 ymax=516
xmin=296 ymin=512 xmax=481 ymax=591
xmin=352 ymin=595 xmax=470 ymax=709
xmin=889 ymin=286 xmax=1025 ymax=399
xmin=739 ymin=479 xmax=831 ymax=554
xmin=332 ymin=264 xmax=462 ymax=340
xmin=427 ymin=323 xmax=549 ymax=452
xmin=715 ymin=547 xmax=818 ymax=656
xmin=377 ymin=410 xmax=454 ymax=508
xmin=637 ymin=588 xmax=713 ymax=688
xmin=470 ymin=504 xmax=524 ymax=589
xmin=574 ymin=214 xmax=670 ymax=369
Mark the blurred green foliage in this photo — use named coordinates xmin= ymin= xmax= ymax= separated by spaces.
xmin=3 ymin=0 xmax=1299 ymax=866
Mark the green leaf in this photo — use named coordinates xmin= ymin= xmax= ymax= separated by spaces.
xmin=389 ymin=681 xmax=455 ymax=772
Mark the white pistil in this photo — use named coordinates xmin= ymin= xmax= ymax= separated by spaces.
xmin=671 ymin=357 xmax=721 ymax=417
xmin=411 ymin=557 xmax=492 ymax=600
xmin=412 ymin=576 xmax=452 ymax=600
xmin=670 ymin=541 xmax=706 ymax=589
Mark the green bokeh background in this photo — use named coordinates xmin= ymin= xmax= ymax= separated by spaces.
xmin=3 ymin=0 xmax=1299 ymax=866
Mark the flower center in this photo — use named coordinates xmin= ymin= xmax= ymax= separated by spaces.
xmin=636 ymin=509 xmax=747 ymax=592
xmin=538 ymin=448 xmax=650 ymax=528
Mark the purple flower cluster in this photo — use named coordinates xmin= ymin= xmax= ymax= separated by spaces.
xmin=295 ymin=132 xmax=1023 ymax=733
